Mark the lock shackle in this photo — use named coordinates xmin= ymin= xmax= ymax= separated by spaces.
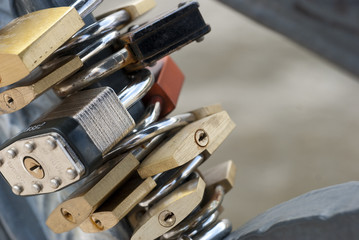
xmin=162 ymin=185 xmax=225 ymax=239
xmin=184 ymin=211 xmax=220 ymax=239
xmin=45 ymin=30 xmax=120 ymax=71
xmin=118 ymin=69 xmax=154 ymax=109
xmin=54 ymin=47 xmax=132 ymax=97
xmin=130 ymin=57 xmax=173 ymax=135
xmin=131 ymin=97 xmax=163 ymax=135
xmin=139 ymin=154 xmax=205 ymax=208
xmin=57 ymin=10 xmax=130 ymax=55
xmin=77 ymin=30 xmax=121 ymax=62
xmin=73 ymin=0 xmax=103 ymax=18
xmin=131 ymin=134 xmax=166 ymax=162
xmin=106 ymin=112 xmax=196 ymax=157
xmin=192 ymin=219 xmax=232 ymax=240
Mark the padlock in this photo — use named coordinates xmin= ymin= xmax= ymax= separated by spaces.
xmin=131 ymin=177 xmax=206 ymax=240
xmin=46 ymin=154 xmax=139 ymax=233
xmin=53 ymin=1 xmax=211 ymax=97
xmin=55 ymin=0 xmax=156 ymax=56
xmin=46 ymin=129 xmax=165 ymax=233
xmin=0 ymin=69 xmax=154 ymax=196
xmin=0 ymin=29 xmax=122 ymax=115
xmin=137 ymin=110 xmax=236 ymax=178
xmin=162 ymin=160 xmax=237 ymax=239
xmin=144 ymin=56 xmax=185 ymax=118
xmin=105 ymin=104 xmax=223 ymax=159
xmin=0 ymin=56 xmax=82 ymax=115
xmin=82 ymin=147 xmax=200 ymax=233
xmin=129 ymin=56 xmax=184 ymax=136
xmin=0 ymin=0 xmax=102 ymax=88
xmin=79 ymin=174 xmax=156 ymax=233
xmin=79 ymin=112 xmax=196 ymax=233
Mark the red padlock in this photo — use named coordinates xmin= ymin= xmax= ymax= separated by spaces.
xmin=144 ymin=56 xmax=185 ymax=118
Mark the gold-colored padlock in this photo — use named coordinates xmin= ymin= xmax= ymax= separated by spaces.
xmin=138 ymin=111 xmax=236 ymax=178
xmin=80 ymin=174 xmax=156 ymax=233
xmin=131 ymin=177 xmax=206 ymax=240
xmin=0 ymin=56 xmax=83 ymax=114
xmin=0 ymin=6 xmax=86 ymax=87
xmin=46 ymin=154 xmax=139 ymax=233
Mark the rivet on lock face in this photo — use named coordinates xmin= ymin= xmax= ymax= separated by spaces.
xmin=23 ymin=157 xmax=45 ymax=179
xmin=158 ymin=210 xmax=176 ymax=227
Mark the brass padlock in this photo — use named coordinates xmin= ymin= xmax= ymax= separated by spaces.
xmin=79 ymin=174 xmax=156 ymax=233
xmin=0 ymin=0 xmax=102 ymax=87
xmin=46 ymin=154 xmax=139 ymax=233
xmin=138 ymin=111 xmax=236 ymax=178
xmin=162 ymin=160 xmax=237 ymax=239
xmin=131 ymin=177 xmax=206 ymax=240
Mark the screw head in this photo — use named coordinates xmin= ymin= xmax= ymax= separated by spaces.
xmin=194 ymin=129 xmax=209 ymax=147
xmin=50 ymin=178 xmax=61 ymax=189
xmin=23 ymin=157 xmax=45 ymax=179
xmin=66 ymin=168 xmax=78 ymax=180
xmin=46 ymin=137 xmax=57 ymax=150
xmin=24 ymin=141 xmax=36 ymax=153
xmin=12 ymin=185 xmax=23 ymax=195
xmin=6 ymin=148 xmax=17 ymax=159
xmin=158 ymin=210 xmax=176 ymax=228
xmin=32 ymin=183 xmax=42 ymax=193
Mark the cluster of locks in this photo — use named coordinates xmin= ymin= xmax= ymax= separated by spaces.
xmin=0 ymin=0 xmax=236 ymax=239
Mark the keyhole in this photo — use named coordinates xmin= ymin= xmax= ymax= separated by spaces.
xmin=195 ymin=129 xmax=209 ymax=147
xmin=30 ymin=164 xmax=42 ymax=172
xmin=6 ymin=96 xmax=13 ymax=105
xmin=91 ymin=216 xmax=104 ymax=230
xmin=61 ymin=208 xmax=76 ymax=223
xmin=158 ymin=210 xmax=176 ymax=227
xmin=23 ymin=157 xmax=45 ymax=179
xmin=198 ymin=132 xmax=207 ymax=142
xmin=4 ymin=94 xmax=15 ymax=110
xmin=164 ymin=212 xmax=174 ymax=221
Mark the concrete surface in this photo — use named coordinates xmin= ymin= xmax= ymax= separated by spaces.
xmin=96 ymin=0 xmax=359 ymax=230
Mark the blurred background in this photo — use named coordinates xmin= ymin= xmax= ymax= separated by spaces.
xmin=96 ymin=0 xmax=358 ymax=231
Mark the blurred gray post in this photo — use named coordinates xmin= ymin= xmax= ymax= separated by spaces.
xmin=218 ymin=0 xmax=359 ymax=78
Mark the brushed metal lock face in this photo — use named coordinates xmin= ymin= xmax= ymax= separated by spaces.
xmin=0 ymin=133 xmax=84 ymax=196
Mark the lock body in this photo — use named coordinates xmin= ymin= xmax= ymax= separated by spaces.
xmin=0 ymin=87 xmax=135 ymax=195
xmin=0 ymin=7 xmax=85 ymax=87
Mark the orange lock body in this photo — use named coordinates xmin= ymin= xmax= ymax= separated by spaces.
xmin=144 ymin=56 xmax=185 ymax=118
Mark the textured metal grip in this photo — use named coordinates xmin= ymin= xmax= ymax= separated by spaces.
xmin=41 ymin=87 xmax=135 ymax=154
xmin=121 ymin=1 xmax=211 ymax=65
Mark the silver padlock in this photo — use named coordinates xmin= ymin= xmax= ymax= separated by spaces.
xmin=0 ymin=69 xmax=154 ymax=196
